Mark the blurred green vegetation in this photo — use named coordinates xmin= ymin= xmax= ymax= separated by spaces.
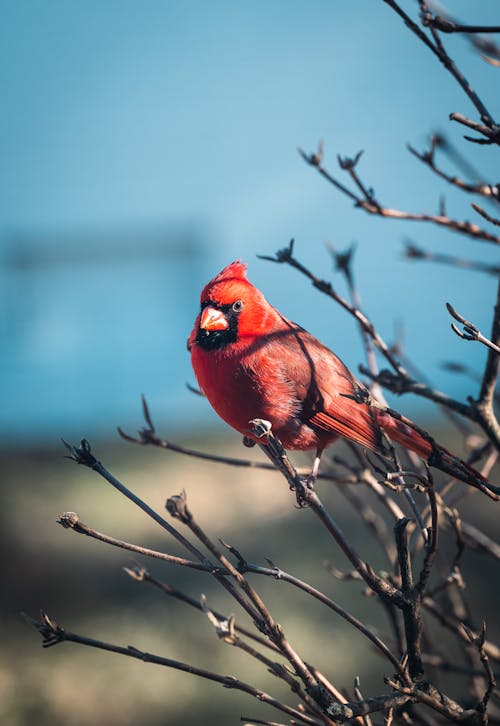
xmin=2 ymin=428 xmax=499 ymax=725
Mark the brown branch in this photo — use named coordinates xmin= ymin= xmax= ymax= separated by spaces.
xmin=423 ymin=16 xmax=500 ymax=35
xmin=337 ymin=480 xmax=398 ymax=568
xmin=472 ymin=203 xmax=500 ymax=227
xmin=240 ymin=719 xmax=288 ymax=726
xmin=201 ymin=597 xmax=332 ymax=725
xmin=24 ymin=612 xmax=323 ymax=726
xmin=241 ymin=557 xmax=404 ymax=677
xmin=403 ymin=241 xmax=500 ymax=276
xmin=327 ymin=242 xmax=383 ymax=399
xmin=57 ymin=512 xmax=217 ymax=573
xmin=446 ymin=302 xmax=500 ymax=354
xmin=118 ymin=395 xmax=350 ymax=485
xmin=390 ymin=330 xmax=475 ymax=439
xmin=422 ymin=599 xmax=500 ymax=662
xmin=347 ymin=388 xmax=500 ymax=499
xmin=449 ymin=113 xmax=500 ymax=145
xmin=385 ymin=677 xmax=485 ymax=724
xmin=61 ymin=439 xmax=272 ymax=626
xmin=432 ymin=132 xmax=490 ymax=185
xmin=359 ymin=365 xmax=473 ymax=418
xmin=165 ymin=490 xmax=327 ymax=706
xmin=59 ymin=507 xmax=403 ymax=675
xmin=63 ymin=435 xmax=420 ymax=679
xmin=261 ymin=240 xmax=500 ymax=453
xmin=118 ymin=394 xmax=280 ymax=472
xmin=463 ymin=622 xmax=497 ymax=715
xmin=322 ymin=691 xmax=414 ymax=723
xmin=252 ymin=422 xmax=407 ymax=608
xmin=472 ymin=275 xmax=500 ymax=450
xmin=353 ymin=676 xmax=374 ymax=726
xmin=394 ymin=519 xmax=425 ymax=682
xmin=460 ymin=521 xmax=500 ymax=560
xmin=124 ymin=566 xmax=281 ymax=655
xmin=61 ymin=438 xmax=211 ymax=564
xmin=407 ymin=142 xmax=500 ymax=200
xmin=247 ymin=425 xmax=492 ymax=717
xmin=416 ymin=473 xmax=439 ymax=595
xmin=300 ymin=145 xmax=500 ymax=243
xmin=259 ymin=239 xmax=408 ymax=377
xmin=383 ymin=0 xmax=497 ymax=132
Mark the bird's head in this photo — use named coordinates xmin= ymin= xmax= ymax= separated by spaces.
xmin=188 ymin=261 xmax=271 ymax=352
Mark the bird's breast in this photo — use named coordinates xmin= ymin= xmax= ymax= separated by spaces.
xmin=191 ymin=341 xmax=330 ymax=451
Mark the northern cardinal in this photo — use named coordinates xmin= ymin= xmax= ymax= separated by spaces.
xmin=188 ymin=260 xmax=488 ymax=488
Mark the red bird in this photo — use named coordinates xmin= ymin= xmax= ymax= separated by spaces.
xmin=188 ymin=260 xmax=486 ymax=487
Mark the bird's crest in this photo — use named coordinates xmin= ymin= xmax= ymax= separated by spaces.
xmin=212 ymin=260 xmax=248 ymax=284
xmin=201 ymin=260 xmax=249 ymax=302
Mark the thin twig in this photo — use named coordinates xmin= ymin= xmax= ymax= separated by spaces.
xmin=407 ymin=142 xmax=499 ymax=200
xmin=394 ymin=519 xmax=424 ymax=682
xmin=473 ymin=276 xmax=500 ymax=450
xmin=446 ymin=302 xmax=500 ymax=355
xmin=58 ymin=507 xmax=403 ymax=675
xmin=403 ymin=241 xmax=500 ymax=276
xmin=166 ymin=490 xmax=326 ymax=703
xmin=118 ymin=395 xmax=351 ymax=484
xmin=24 ymin=612 xmax=323 ymax=726
xmin=300 ymin=145 xmax=500 ymax=243
xmin=124 ymin=566 xmax=281 ymax=654
xmin=472 ymin=203 xmax=500 ymax=227
xmin=383 ymin=0 xmax=497 ymax=130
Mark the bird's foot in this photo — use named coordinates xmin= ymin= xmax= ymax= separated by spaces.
xmin=304 ymin=472 xmax=316 ymax=489
xmin=248 ymin=418 xmax=273 ymax=439
xmin=294 ymin=484 xmax=309 ymax=508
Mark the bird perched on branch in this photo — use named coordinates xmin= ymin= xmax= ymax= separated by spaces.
xmin=188 ymin=260 xmax=492 ymax=493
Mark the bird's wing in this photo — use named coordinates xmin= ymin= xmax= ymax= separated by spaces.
xmin=294 ymin=329 xmax=384 ymax=453
xmin=309 ymin=406 xmax=382 ymax=453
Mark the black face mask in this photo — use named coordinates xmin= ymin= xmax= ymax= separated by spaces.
xmin=195 ymin=303 xmax=239 ymax=351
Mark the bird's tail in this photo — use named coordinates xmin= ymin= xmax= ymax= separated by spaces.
xmin=375 ymin=409 xmax=498 ymax=499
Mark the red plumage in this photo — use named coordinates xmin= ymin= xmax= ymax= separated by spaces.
xmin=188 ymin=261 xmax=482 ymax=483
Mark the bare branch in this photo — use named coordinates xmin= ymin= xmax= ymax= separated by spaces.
xmin=125 ymin=566 xmax=281 ymax=654
xmin=463 ymin=622 xmax=497 ymax=715
xmin=383 ymin=0 xmax=497 ymax=132
xmin=58 ymin=512 xmax=217 ymax=573
xmin=416 ymin=471 xmax=439 ymax=595
xmin=299 ymin=147 xmax=500 ymax=244
xmin=446 ymin=302 xmax=500 ymax=354
xmin=473 ymin=276 xmax=500 ymax=448
xmin=259 ymin=239 xmax=408 ymax=376
xmin=423 ymin=16 xmax=500 ymax=35
xmin=422 ymin=599 xmax=500 ymax=662
xmin=394 ymin=518 xmax=424 ymax=682
xmin=449 ymin=112 xmax=500 ymax=145
xmin=251 ymin=421 xmax=408 ymax=608
xmin=407 ymin=141 xmax=500 ymax=200
xmin=61 ymin=438 xmax=211 ymax=564
xmin=403 ymin=241 xmax=500 ymax=276
xmin=24 ymin=612 xmax=323 ymax=726
xmin=472 ymin=203 xmax=500 ymax=227
xmin=118 ymin=395 xmax=349 ymax=484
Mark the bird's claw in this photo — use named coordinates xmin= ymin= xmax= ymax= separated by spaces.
xmin=304 ymin=473 xmax=316 ymax=489
xmin=248 ymin=419 xmax=273 ymax=439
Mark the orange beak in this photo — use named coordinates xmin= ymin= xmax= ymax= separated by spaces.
xmin=200 ymin=306 xmax=229 ymax=331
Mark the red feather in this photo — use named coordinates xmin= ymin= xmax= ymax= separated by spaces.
xmin=189 ymin=261 xmax=487 ymax=486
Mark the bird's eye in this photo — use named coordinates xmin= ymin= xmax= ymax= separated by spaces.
xmin=232 ymin=299 xmax=244 ymax=313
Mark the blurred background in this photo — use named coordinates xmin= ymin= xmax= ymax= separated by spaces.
xmin=1 ymin=1 xmax=499 ymax=724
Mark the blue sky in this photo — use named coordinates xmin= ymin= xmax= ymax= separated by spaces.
xmin=1 ymin=1 xmax=498 ymax=444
